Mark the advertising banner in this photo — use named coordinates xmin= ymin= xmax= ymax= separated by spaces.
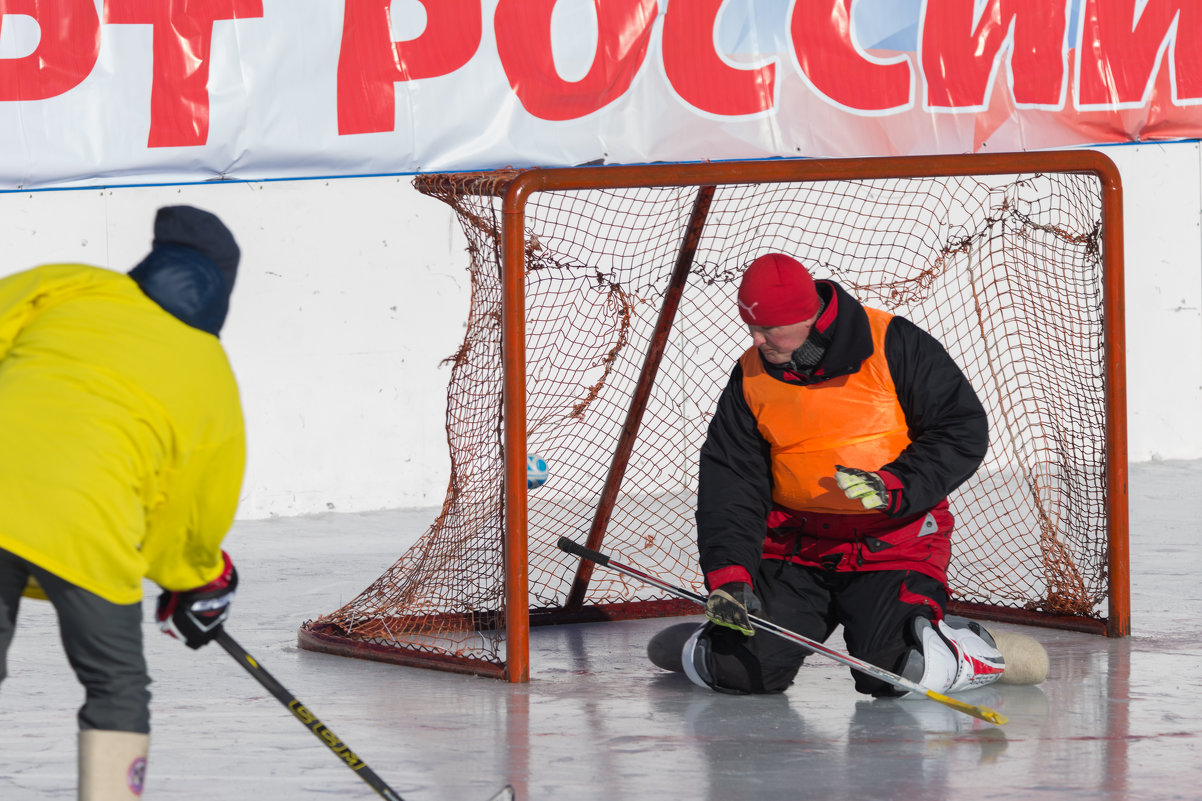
xmin=1 ymin=0 xmax=1199 ymax=189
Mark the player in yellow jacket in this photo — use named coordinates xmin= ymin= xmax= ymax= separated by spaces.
xmin=0 ymin=206 xmax=246 ymax=800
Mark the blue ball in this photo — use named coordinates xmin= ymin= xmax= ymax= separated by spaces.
xmin=527 ymin=454 xmax=549 ymax=489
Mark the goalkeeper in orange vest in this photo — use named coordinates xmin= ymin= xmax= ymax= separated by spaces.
xmin=648 ymin=253 xmax=1047 ymax=696
xmin=0 ymin=206 xmax=245 ymax=799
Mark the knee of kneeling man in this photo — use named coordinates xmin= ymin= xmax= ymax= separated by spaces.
xmin=683 ymin=625 xmax=794 ymax=695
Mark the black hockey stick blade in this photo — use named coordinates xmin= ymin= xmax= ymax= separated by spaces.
xmin=556 ymin=537 xmax=1008 ymax=726
xmin=215 ymin=628 xmax=517 ymax=800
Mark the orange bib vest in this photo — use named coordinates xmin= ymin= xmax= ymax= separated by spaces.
xmin=741 ymin=307 xmax=911 ymax=513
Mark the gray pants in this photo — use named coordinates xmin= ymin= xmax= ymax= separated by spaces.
xmin=0 ymin=548 xmax=151 ymax=733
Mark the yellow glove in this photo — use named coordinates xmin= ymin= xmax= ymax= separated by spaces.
xmin=834 ymin=465 xmax=887 ymax=510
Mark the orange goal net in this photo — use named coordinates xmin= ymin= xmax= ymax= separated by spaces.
xmin=299 ymin=153 xmax=1129 ymax=681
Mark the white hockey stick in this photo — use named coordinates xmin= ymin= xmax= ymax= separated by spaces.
xmin=557 ymin=537 xmax=1007 ymax=726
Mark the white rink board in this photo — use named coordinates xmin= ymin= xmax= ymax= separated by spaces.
xmin=0 ymin=142 xmax=1197 ymax=520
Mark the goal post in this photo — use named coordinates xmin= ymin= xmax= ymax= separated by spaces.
xmin=298 ymin=152 xmax=1129 ymax=683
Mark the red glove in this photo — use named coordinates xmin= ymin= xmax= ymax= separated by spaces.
xmin=156 ymin=551 xmax=238 ymax=649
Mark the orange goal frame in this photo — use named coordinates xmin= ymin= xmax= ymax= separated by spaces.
xmin=495 ymin=152 xmax=1127 ymax=682
xmin=298 ymin=152 xmax=1128 ymax=683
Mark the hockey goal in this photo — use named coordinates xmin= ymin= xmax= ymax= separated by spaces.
xmin=299 ymin=152 xmax=1129 ymax=682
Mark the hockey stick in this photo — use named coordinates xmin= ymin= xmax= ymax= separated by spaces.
xmin=556 ymin=537 xmax=1008 ymax=726
xmin=215 ymin=629 xmax=516 ymax=801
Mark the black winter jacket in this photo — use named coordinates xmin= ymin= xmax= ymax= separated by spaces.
xmin=696 ymin=280 xmax=989 ymax=584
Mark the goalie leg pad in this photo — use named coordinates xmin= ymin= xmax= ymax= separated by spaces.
xmin=939 ymin=615 xmax=1006 ymax=692
xmin=899 ymin=617 xmax=960 ymax=696
xmin=898 ymin=615 xmax=1005 ymax=697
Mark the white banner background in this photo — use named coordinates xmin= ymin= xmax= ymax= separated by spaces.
xmin=0 ymin=0 xmax=1199 ymax=189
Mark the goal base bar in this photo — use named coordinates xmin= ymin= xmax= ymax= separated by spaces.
xmin=529 ymin=598 xmax=700 ymax=626
xmin=947 ymin=600 xmax=1109 ymax=636
xmin=298 ymin=622 xmax=509 ymax=678
xmin=297 ymin=598 xmax=700 ymax=678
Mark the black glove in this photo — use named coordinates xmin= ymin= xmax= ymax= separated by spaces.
xmin=705 ymin=582 xmax=762 ymax=636
xmin=834 ymin=464 xmax=888 ymax=510
xmin=156 ymin=551 xmax=238 ymax=649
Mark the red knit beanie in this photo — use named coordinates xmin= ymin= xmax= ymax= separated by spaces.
xmin=737 ymin=253 xmax=820 ymax=326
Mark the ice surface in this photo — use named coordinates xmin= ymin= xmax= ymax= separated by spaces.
xmin=3 ymin=462 xmax=1201 ymax=800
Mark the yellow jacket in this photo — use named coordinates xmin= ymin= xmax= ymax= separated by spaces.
xmin=0 ymin=263 xmax=245 ymax=605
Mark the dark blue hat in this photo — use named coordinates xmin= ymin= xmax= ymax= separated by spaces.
xmin=151 ymin=205 xmax=240 ymax=290
xmin=129 ymin=206 xmax=240 ymax=336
